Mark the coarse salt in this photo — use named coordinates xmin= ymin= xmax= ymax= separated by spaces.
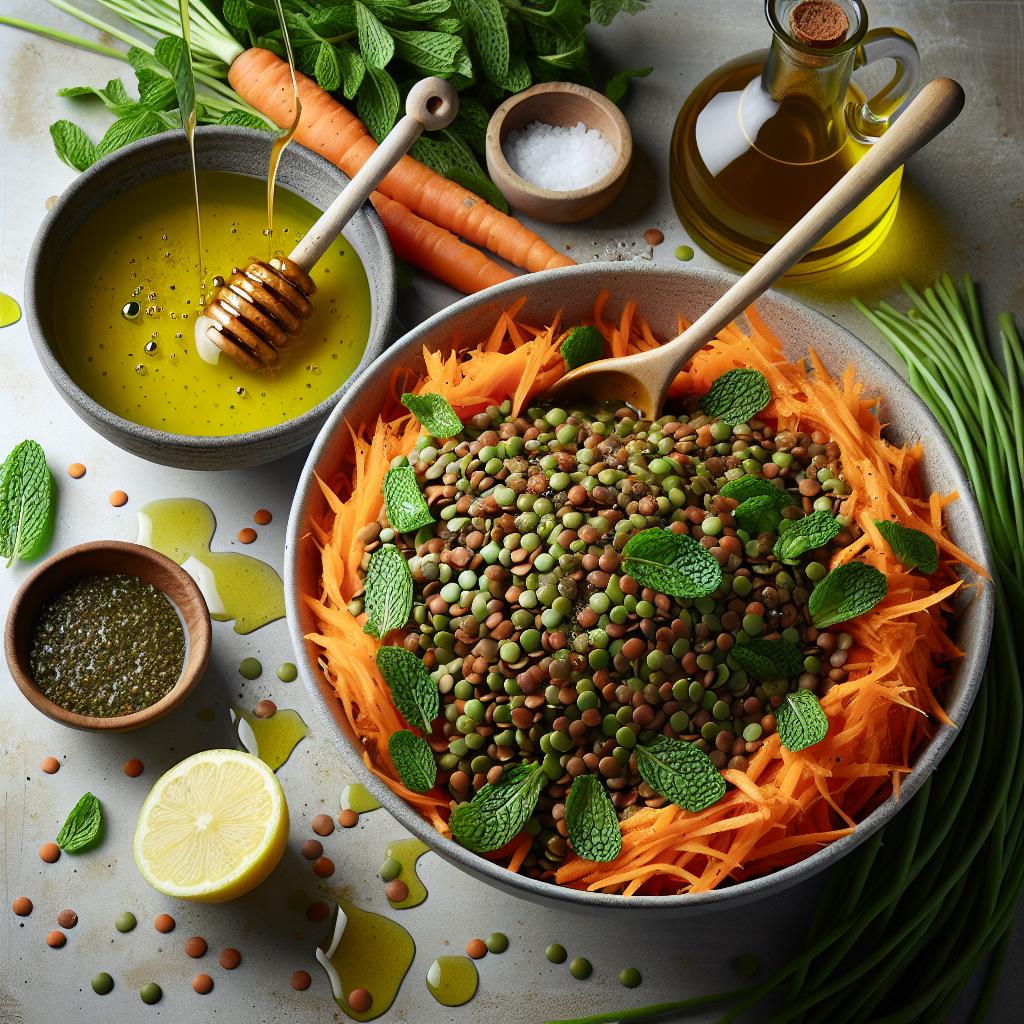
xmin=503 ymin=121 xmax=617 ymax=192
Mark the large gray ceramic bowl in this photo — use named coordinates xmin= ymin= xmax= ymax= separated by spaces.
xmin=286 ymin=263 xmax=992 ymax=916
xmin=24 ymin=126 xmax=394 ymax=470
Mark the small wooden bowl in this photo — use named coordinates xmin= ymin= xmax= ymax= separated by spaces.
xmin=485 ymin=82 xmax=633 ymax=224
xmin=4 ymin=541 xmax=212 ymax=732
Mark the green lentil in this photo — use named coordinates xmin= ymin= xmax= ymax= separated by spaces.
xmin=91 ymin=972 xmax=114 ymax=995
xmin=569 ymin=957 xmax=593 ymax=980
xmin=239 ymin=657 xmax=262 ymax=679
xmin=546 ymin=943 xmax=568 ymax=964
xmin=115 ymin=912 xmax=137 ymax=933
xmin=276 ymin=662 xmax=298 ymax=682
xmin=140 ymin=982 xmax=162 ymax=1005
xmin=486 ymin=932 xmax=509 ymax=954
xmin=380 ymin=857 xmax=402 ymax=882
xmin=618 ymin=967 xmax=643 ymax=988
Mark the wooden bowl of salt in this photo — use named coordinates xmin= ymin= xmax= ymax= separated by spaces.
xmin=485 ymin=82 xmax=632 ymax=223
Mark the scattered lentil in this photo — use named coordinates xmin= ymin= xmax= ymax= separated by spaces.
xmin=253 ymin=699 xmax=277 ymax=718
xmin=253 ymin=509 xmax=273 ymax=526
xmin=154 ymin=913 xmax=175 ymax=933
xmin=91 ymin=972 xmax=114 ymax=995
xmin=238 ymin=528 xmax=257 ymax=544
xmin=306 ymin=900 xmax=330 ymax=923
xmin=115 ymin=911 xmax=137 ymax=933
xmin=12 ymin=896 xmax=33 ymax=916
xmin=108 ymin=490 xmax=128 ymax=507
xmin=40 ymin=756 xmax=61 ymax=774
xmin=57 ymin=909 xmax=78 ymax=929
xmin=486 ymin=932 xmax=509 ymax=954
xmin=546 ymin=943 xmax=568 ymax=964
xmin=185 ymin=935 xmax=208 ymax=958
xmin=39 ymin=843 xmax=60 ymax=864
xmin=277 ymin=662 xmax=298 ymax=682
xmin=123 ymin=758 xmax=144 ymax=777
xmin=219 ymin=948 xmax=242 ymax=969
xmin=465 ymin=938 xmax=487 ymax=959
xmin=140 ymin=982 xmax=162 ymax=1004
xmin=301 ymin=839 xmax=324 ymax=860
xmin=290 ymin=970 xmax=312 ymax=991
xmin=192 ymin=973 xmax=214 ymax=994
xmin=311 ymin=813 xmax=335 ymax=836
xmin=619 ymin=966 xmax=642 ymax=988
xmin=67 ymin=463 xmax=86 ymax=479
xmin=385 ymin=879 xmax=410 ymax=903
xmin=239 ymin=657 xmax=262 ymax=679
xmin=313 ymin=856 xmax=335 ymax=878
xmin=339 ymin=809 xmax=359 ymax=828
xmin=643 ymin=228 xmax=665 ymax=246
xmin=348 ymin=988 xmax=373 ymax=1012
xmin=47 ymin=930 xmax=66 ymax=948
xmin=379 ymin=857 xmax=402 ymax=881
xmin=569 ymin=956 xmax=593 ymax=980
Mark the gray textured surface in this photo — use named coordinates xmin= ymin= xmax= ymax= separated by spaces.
xmin=1 ymin=2 xmax=1022 ymax=1023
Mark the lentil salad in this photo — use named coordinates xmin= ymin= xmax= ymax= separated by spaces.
xmin=303 ymin=295 xmax=979 ymax=896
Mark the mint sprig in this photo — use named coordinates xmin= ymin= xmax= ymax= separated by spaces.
xmin=720 ymin=475 xmax=784 ymax=503
xmin=776 ymin=691 xmax=829 ymax=752
xmin=809 ymin=561 xmax=888 ymax=628
xmin=383 ymin=465 xmax=434 ymax=533
xmin=874 ymin=520 xmax=939 ymax=574
xmin=565 ymin=775 xmax=622 ymax=863
xmin=634 ymin=736 xmax=726 ymax=812
xmin=560 ymin=326 xmax=605 ymax=371
xmin=401 ymin=393 xmax=463 ymax=438
xmin=375 ymin=646 xmax=439 ymax=732
xmin=449 ymin=763 xmax=545 ymax=853
xmin=362 ymin=545 xmax=413 ymax=638
xmin=388 ymin=730 xmax=437 ymax=793
xmin=731 ymin=639 xmax=804 ymax=681
xmin=0 ymin=440 xmax=55 ymax=567
xmin=734 ymin=490 xmax=796 ymax=534
xmin=774 ymin=510 xmax=841 ymax=561
xmin=701 ymin=369 xmax=772 ymax=425
xmin=622 ymin=528 xmax=723 ymax=599
xmin=55 ymin=792 xmax=102 ymax=853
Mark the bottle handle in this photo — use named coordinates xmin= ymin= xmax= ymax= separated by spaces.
xmin=847 ymin=27 xmax=921 ymax=142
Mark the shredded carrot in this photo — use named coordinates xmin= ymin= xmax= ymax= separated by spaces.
xmin=303 ymin=292 xmax=971 ymax=896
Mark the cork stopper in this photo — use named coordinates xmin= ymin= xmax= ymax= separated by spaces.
xmin=789 ymin=0 xmax=850 ymax=48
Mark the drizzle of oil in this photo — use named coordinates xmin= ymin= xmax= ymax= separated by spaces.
xmin=385 ymin=838 xmax=429 ymax=909
xmin=0 ymin=292 xmax=21 ymax=327
xmin=177 ymin=0 xmax=205 ymax=296
xmin=136 ymin=498 xmax=284 ymax=634
xmin=341 ymin=783 xmax=381 ymax=814
xmin=266 ymin=0 xmax=302 ymax=253
xmin=316 ymin=899 xmax=415 ymax=1021
xmin=425 ymin=956 xmax=479 ymax=1007
xmin=232 ymin=705 xmax=308 ymax=771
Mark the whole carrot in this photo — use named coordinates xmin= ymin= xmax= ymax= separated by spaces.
xmin=229 ymin=48 xmax=574 ymax=277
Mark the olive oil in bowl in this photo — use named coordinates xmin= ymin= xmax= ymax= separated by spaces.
xmin=53 ymin=170 xmax=372 ymax=436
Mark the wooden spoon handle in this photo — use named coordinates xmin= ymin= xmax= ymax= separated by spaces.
xmin=661 ymin=77 xmax=965 ymax=376
xmin=289 ymin=77 xmax=458 ymax=271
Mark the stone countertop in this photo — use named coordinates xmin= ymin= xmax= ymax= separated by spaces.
xmin=1 ymin=2 xmax=1021 ymax=1023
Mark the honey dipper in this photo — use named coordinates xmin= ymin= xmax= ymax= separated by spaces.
xmin=203 ymin=78 xmax=458 ymax=370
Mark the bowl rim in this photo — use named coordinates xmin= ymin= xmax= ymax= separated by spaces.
xmin=285 ymin=261 xmax=993 ymax=911
xmin=4 ymin=540 xmax=212 ymax=731
xmin=485 ymin=82 xmax=634 ymax=202
xmin=23 ymin=124 xmax=394 ymax=454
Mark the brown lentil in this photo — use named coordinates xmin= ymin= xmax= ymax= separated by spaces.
xmin=301 ymin=839 xmax=324 ymax=860
xmin=12 ymin=896 xmax=33 ymax=916
xmin=185 ymin=936 xmax=208 ymax=958
xmin=338 ymin=809 xmax=359 ymax=828
xmin=57 ymin=909 xmax=78 ymax=929
xmin=154 ymin=913 xmax=175 ymax=933
xmin=192 ymin=974 xmax=214 ymax=994
xmin=348 ymin=988 xmax=373 ymax=1012
xmin=219 ymin=948 xmax=242 ymax=970
xmin=40 ymin=756 xmax=61 ymax=774
xmin=39 ymin=843 xmax=60 ymax=864
xmin=290 ymin=970 xmax=312 ymax=991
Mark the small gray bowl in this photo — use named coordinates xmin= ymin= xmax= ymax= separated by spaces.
xmin=24 ymin=126 xmax=395 ymax=471
xmin=286 ymin=263 xmax=992 ymax=916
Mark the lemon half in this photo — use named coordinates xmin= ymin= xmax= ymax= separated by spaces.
xmin=134 ymin=749 xmax=288 ymax=903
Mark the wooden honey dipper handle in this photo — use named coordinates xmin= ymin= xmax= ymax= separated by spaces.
xmin=289 ymin=77 xmax=459 ymax=271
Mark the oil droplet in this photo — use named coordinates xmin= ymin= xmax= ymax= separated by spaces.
xmin=144 ymin=341 xmax=158 ymax=354
xmin=135 ymin=364 xmax=147 ymax=376
xmin=235 ymin=386 xmax=247 ymax=397
xmin=316 ymin=899 xmax=415 ymax=1022
xmin=425 ymin=956 xmax=478 ymax=1007
xmin=136 ymin=498 xmax=285 ymax=634
xmin=341 ymin=783 xmax=381 ymax=814
xmin=383 ymin=839 xmax=429 ymax=909
xmin=674 ymin=244 xmax=695 ymax=261
xmin=232 ymin=704 xmax=307 ymax=771
xmin=211 ymin=275 xmax=225 ymax=288
xmin=1 ymin=292 xmax=22 ymax=328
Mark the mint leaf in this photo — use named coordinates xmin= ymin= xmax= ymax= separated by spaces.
xmin=445 ymin=168 xmax=510 ymax=214
xmin=734 ymin=490 xmax=796 ymax=534
xmin=313 ymin=41 xmax=342 ymax=92
xmin=591 ymin=0 xmax=650 ymax=27
xmin=701 ymin=369 xmax=772 ymax=425
xmin=58 ymin=79 xmax=137 ymax=116
xmin=49 ymin=120 xmax=98 ymax=171
xmin=731 ymin=639 xmax=804 ymax=681
xmin=219 ymin=110 xmax=272 ymax=131
xmin=720 ymin=476 xmax=782 ymax=503
xmin=388 ymin=730 xmax=437 ymax=793
xmin=774 ymin=510 xmax=841 ymax=561
xmin=622 ymin=528 xmax=722 ymax=599
xmin=449 ymin=763 xmax=546 ymax=853
xmin=560 ymin=326 xmax=605 ymax=371
xmin=0 ymin=440 xmax=55 ymax=566
xmin=336 ymin=42 xmax=366 ymax=100
xmin=375 ymin=646 xmax=439 ymax=731
xmin=809 ymin=561 xmax=888 ymax=628
xmin=453 ymin=0 xmax=509 ymax=83
xmin=96 ymin=111 xmax=167 ymax=158
xmin=391 ymin=28 xmax=470 ymax=77
xmin=874 ymin=520 xmax=939 ymax=574
xmin=363 ymin=545 xmax=413 ymax=638
xmin=776 ymin=690 xmax=829 ymax=752
xmin=383 ymin=465 xmax=434 ymax=533
xmin=635 ymin=736 xmax=725 ymax=812
xmin=354 ymin=1 xmax=396 ymax=68
xmin=55 ymin=792 xmax=102 ymax=853
xmin=565 ymin=775 xmax=622 ymax=863
xmin=401 ymin=392 xmax=463 ymax=437
xmin=357 ymin=64 xmax=400 ymax=141
xmin=154 ymin=36 xmax=195 ymax=136
xmin=604 ymin=66 xmax=652 ymax=104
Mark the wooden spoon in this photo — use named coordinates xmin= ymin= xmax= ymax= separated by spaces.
xmin=202 ymin=77 xmax=458 ymax=370
xmin=545 ymin=77 xmax=965 ymax=418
